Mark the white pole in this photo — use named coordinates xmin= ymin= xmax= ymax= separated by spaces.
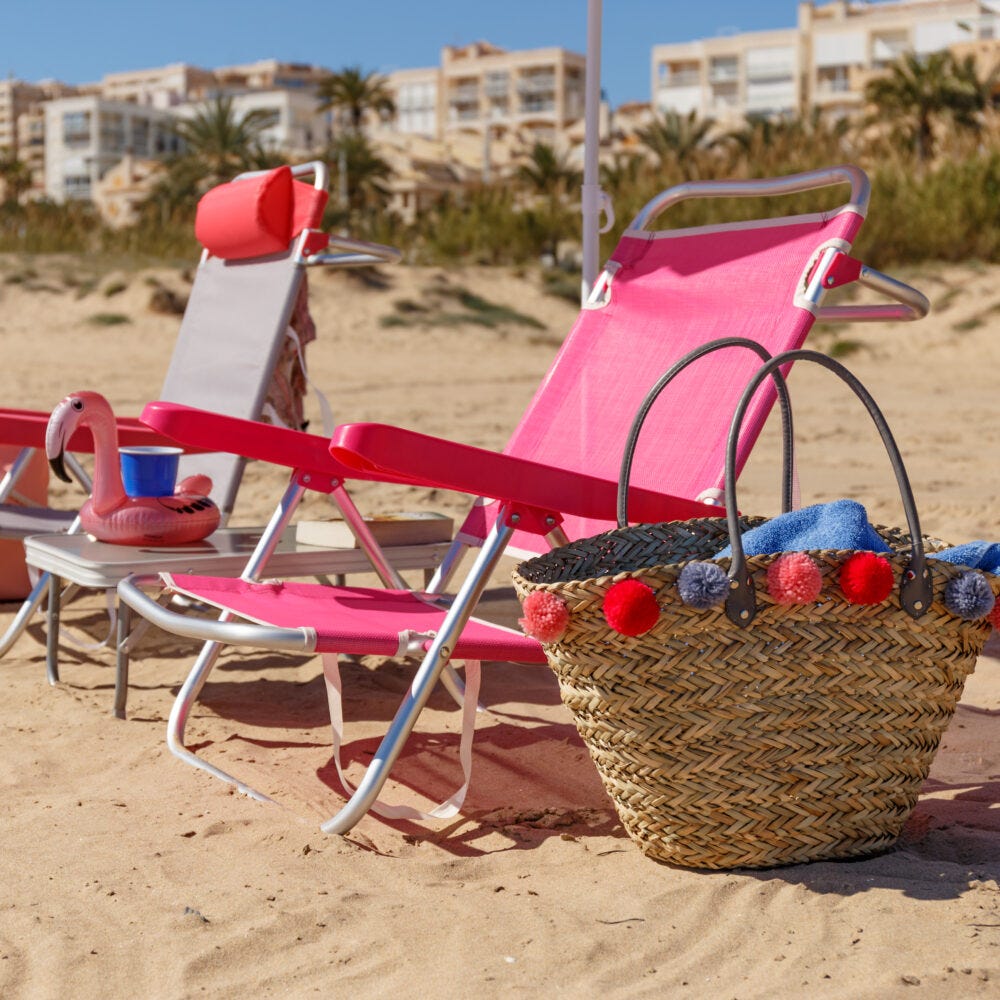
xmin=581 ymin=0 xmax=603 ymax=304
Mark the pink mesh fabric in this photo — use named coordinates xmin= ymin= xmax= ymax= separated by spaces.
xmin=496 ymin=209 xmax=865 ymax=551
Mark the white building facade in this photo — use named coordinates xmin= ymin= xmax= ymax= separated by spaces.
xmin=43 ymin=95 xmax=180 ymax=201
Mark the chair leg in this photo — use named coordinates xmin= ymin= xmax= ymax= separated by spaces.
xmin=45 ymin=574 xmax=61 ymax=685
xmin=114 ymin=598 xmax=130 ymax=720
xmin=166 ymin=632 xmax=277 ymax=804
xmin=320 ymin=514 xmax=516 ymax=835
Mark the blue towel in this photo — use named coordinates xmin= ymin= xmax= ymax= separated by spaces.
xmin=717 ymin=499 xmax=999 ymax=574
xmin=930 ymin=541 xmax=1000 ymax=574
xmin=717 ymin=499 xmax=891 ymax=557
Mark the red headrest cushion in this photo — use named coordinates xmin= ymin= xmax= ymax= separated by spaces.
xmin=194 ymin=166 xmax=295 ymax=260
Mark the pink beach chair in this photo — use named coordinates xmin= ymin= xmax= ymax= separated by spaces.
xmin=117 ymin=165 xmax=929 ymax=834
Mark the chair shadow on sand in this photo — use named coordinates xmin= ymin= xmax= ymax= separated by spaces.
xmin=128 ymin=641 xmax=627 ymax=856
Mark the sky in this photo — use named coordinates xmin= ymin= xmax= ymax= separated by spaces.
xmin=7 ymin=1 xmax=809 ymax=107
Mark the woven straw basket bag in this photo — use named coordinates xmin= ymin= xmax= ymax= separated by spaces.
xmin=512 ymin=341 xmax=999 ymax=870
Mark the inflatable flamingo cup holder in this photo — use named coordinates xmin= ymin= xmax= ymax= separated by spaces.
xmin=119 ymin=446 xmax=182 ymax=498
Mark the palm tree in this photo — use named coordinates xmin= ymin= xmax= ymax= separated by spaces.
xmin=636 ymin=109 xmax=719 ymax=178
xmin=515 ymin=142 xmax=581 ymax=264
xmin=864 ymin=50 xmax=987 ymax=161
xmin=947 ymin=52 xmax=1000 ymax=128
xmin=599 ymin=151 xmax=646 ymax=193
xmin=724 ymin=110 xmax=850 ymax=175
xmin=327 ymin=132 xmax=392 ymax=216
xmin=0 ymin=147 xmax=32 ymax=205
xmin=516 ymin=142 xmax=581 ymax=198
xmin=170 ymin=94 xmax=279 ymax=182
xmin=317 ymin=67 xmax=395 ymax=134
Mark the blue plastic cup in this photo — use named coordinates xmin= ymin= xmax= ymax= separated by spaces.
xmin=119 ymin=446 xmax=182 ymax=498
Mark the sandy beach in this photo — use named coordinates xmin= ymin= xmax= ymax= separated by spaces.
xmin=0 ymin=252 xmax=998 ymax=998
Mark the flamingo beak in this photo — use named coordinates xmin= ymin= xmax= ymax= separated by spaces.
xmin=48 ymin=451 xmax=72 ymax=484
xmin=45 ymin=397 xmax=79 ymax=483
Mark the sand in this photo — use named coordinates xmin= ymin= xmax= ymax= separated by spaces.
xmin=0 ymin=253 xmax=998 ymax=998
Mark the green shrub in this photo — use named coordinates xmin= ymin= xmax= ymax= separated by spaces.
xmin=87 ymin=312 xmax=131 ymax=326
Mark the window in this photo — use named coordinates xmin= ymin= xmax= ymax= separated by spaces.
xmin=484 ymin=71 xmax=509 ymax=98
xmin=100 ymin=112 xmax=126 ymax=153
xmin=817 ymin=66 xmax=850 ymax=94
xmin=131 ymin=117 xmax=150 ymax=156
xmin=62 ymin=110 xmax=91 ymax=146
xmin=64 ymin=174 xmax=91 ymax=199
xmin=709 ymin=56 xmax=739 ymax=83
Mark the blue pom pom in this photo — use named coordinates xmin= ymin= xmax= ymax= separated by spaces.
xmin=944 ymin=571 xmax=996 ymax=621
xmin=677 ymin=561 xmax=730 ymax=610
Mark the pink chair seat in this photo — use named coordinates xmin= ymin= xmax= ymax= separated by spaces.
xmin=164 ymin=573 xmax=547 ymax=663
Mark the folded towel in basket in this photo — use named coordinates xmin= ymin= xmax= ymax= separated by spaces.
xmin=717 ymin=499 xmax=891 ymax=558
xmin=716 ymin=499 xmax=999 ymax=575
xmin=930 ymin=541 xmax=1000 ymax=574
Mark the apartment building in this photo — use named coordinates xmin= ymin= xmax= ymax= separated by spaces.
xmin=40 ymin=59 xmax=339 ymax=204
xmin=386 ymin=41 xmax=587 ymax=148
xmin=1 ymin=78 xmax=82 ymax=197
xmin=214 ymin=59 xmax=331 ymax=92
xmin=805 ymin=0 xmax=1000 ymax=116
xmin=0 ymin=79 xmax=46 ymax=155
xmin=652 ymin=0 xmax=1000 ymax=123
xmin=43 ymin=95 xmax=180 ymax=201
xmin=174 ymin=88 xmax=335 ymax=160
xmin=100 ymin=63 xmax=216 ymax=108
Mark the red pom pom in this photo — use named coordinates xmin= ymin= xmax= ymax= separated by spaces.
xmin=603 ymin=579 xmax=660 ymax=636
xmin=839 ymin=552 xmax=895 ymax=605
xmin=989 ymin=600 xmax=1000 ymax=631
xmin=518 ymin=590 xmax=570 ymax=643
xmin=767 ymin=552 xmax=823 ymax=604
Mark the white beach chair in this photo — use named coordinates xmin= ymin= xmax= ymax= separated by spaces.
xmin=0 ymin=161 xmax=450 ymax=715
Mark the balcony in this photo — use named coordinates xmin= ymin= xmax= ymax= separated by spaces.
xmin=62 ymin=129 xmax=92 ymax=147
xmin=449 ymin=84 xmax=479 ymax=103
xmin=662 ymin=70 xmax=700 ymax=88
xmin=517 ymin=74 xmax=556 ymax=96
xmin=519 ymin=98 xmax=555 ymax=115
xmin=708 ymin=61 xmax=739 ymax=83
xmin=483 ymin=74 xmax=509 ymax=98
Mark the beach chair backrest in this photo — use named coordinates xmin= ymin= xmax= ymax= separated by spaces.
xmin=159 ymin=164 xmax=329 ymax=520
xmin=492 ymin=169 xmax=869 ymax=552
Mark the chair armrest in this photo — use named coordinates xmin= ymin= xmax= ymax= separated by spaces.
xmin=331 ymin=422 xmax=720 ymax=525
xmin=0 ymin=407 xmax=190 ymax=453
xmin=139 ymin=402 xmax=420 ymax=487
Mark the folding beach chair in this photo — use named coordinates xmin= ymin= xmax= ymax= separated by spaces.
xmin=117 ymin=164 xmax=929 ymax=833
xmin=0 ymin=161 xmax=449 ymax=711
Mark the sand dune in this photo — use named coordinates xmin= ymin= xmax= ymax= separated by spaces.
xmin=0 ymin=254 xmax=998 ymax=998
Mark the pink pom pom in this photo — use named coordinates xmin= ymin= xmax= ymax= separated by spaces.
xmin=603 ymin=579 xmax=660 ymax=636
xmin=767 ymin=552 xmax=823 ymax=604
xmin=519 ymin=590 xmax=570 ymax=643
xmin=840 ymin=552 xmax=895 ymax=605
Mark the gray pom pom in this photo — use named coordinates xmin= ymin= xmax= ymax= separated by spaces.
xmin=677 ymin=561 xmax=729 ymax=610
xmin=944 ymin=571 xmax=996 ymax=620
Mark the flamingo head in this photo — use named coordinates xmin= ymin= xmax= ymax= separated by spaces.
xmin=46 ymin=390 xmax=115 ymax=483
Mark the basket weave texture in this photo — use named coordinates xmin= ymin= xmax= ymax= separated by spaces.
xmin=512 ymin=517 xmax=999 ymax=870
